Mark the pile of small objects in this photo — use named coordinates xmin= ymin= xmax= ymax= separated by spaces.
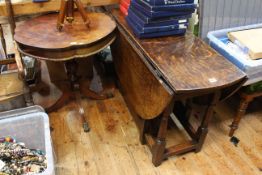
xmin=0 ymin=136 xmax=47 ymax=175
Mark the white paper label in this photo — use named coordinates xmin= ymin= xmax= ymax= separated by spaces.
xmin=0 ymin=160 xmax=5 ymax=170
xmin=179 ymin=19 xmax=187 ymax=23
xmin=179 ymin=24 xmax=187 ymax=29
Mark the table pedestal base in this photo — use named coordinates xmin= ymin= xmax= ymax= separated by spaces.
xmin=46 ymin=60 xmax=113 ymax=132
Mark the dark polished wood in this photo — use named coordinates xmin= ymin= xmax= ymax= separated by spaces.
xmin=110 ymin=11 xmax=245 ymax=94
xmin=18 ymin=32 xmax=116 ymax=61
xmin=15 ymin=12 xmax=116 ymax=50
xmin=110 ymin=9 xmax=246 ymax=166
xmin=14 ymin=12 xmax=116 ymax=132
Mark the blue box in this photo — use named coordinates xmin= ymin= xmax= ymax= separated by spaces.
xmin=130 ymin=1 xmax=194 ymax=18
xmin=126 ymin=16 xmax=186 ymax=38
xmin=135 ymin=0 xmax=196 ymax=11
xmin=127 ymin=13 xmax=188 ymax=33
xmin=144 ymin=0 xmax=194 ymax=6
xmin=128 ymin=7 xmax=190 ymax=26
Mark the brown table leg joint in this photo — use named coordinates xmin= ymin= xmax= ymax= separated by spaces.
xmin=152 ymin=139 xmax=167 ymax=166
xmin=143 ymin=92 xmax=221 ymax=166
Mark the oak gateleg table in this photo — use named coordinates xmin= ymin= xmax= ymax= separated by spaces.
xmin=109 ymin=9 xmax=247 ymax=166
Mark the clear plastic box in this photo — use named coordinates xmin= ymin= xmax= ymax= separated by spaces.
xmin=207 ymin=23 xmax=262 ymax=86
xmin=0 ymin=106 xmax=55 ymax=175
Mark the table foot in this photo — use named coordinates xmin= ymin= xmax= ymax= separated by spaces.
xmin=229 ymin=97 xmax=250 ymax=137
xmin=83 ymin=122 xmax=90 ymax=132
xmin=75 ymin=91 xmax=91 ymax=133
xmin=81 ymin=87 xmax=114 ymax=100
xmin=46 ymin=93 xmax=72 ymax=113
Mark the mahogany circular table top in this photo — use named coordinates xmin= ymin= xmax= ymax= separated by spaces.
xmin=14 ymin=12 xmax=116 ymax=61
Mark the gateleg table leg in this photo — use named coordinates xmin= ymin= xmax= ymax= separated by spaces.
xmin=152 ymin=100 xmax=175 ymax=166
xmin=195 ymin=92 xmax=221 ymax=152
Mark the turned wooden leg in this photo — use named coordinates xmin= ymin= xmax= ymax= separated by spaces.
xmin=57 ymin=0 xmax=67 ymax=31
xmin=229 ymin=97 xmax=251 ymax=137
xmin=152 ymin=113 xmax=169 ymax=166
xmin=152 ymin=100 xmax=174 ymax=166
xmin=74 ymin=0 xmax=90 ymax=28
xmin=140 ymin=119 xmax=149 ymax=145
xmin=195 ymin=92 xmax=220 ymax=152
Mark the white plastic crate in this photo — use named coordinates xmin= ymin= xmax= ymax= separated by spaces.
xmin=0 ymin=107 xmax=55 ymax=175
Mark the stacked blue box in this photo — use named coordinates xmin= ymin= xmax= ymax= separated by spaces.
xmin=126 ymin=0 xmax=196 ymax=38
xmin=144 ymin=0 xmax=194 ymax=6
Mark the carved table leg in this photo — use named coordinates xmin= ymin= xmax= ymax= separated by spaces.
xmin=229 ymin=97 xmax=252 ymax=137
xmin=46 ymin=89 xmax=72 ymax=113
xmin=140 ymin=119 xmax=149 ymax=145
xmin=80 ymin=83 xmax=113 ymax=100
xmin=152 ymin=100 xmax=174 ymax=166
xmin=195 ymin=92 xmax=220 ymax=152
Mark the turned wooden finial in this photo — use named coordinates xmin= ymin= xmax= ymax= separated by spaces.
xmin=57 ymin=0 xmax=90 ymax=31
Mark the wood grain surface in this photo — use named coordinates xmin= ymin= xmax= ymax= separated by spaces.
xmin=111 ymin=31 xmax=173 ymax=120
xmin=111 ymin=10 xmax=246 ymax=94
xmin=14 ymin=12 xmax=116 ymax=49
xmin=46 ymin=89 xmax=262 ymax=175
xmin=34 ymin=57 xmax=262 ymax=175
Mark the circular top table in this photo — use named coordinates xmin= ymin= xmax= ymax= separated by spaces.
xmin=13 ymin=12 xmax=117 ymax=132
xmin=14 ymin=12 xmax=116 ymax=61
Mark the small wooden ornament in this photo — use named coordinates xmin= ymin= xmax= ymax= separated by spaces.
xmin=57 ymin=0 xmax=90 ymax=31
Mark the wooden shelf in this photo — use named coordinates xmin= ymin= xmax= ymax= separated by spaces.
xmin=0 ymin=0 xmax=119 ymax=16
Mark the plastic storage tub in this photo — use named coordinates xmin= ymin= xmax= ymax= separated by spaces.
xmin=207 ymin=23 xmax=262 ymax=86
xmin=0 ymin=106 xmax=55 ymax=175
